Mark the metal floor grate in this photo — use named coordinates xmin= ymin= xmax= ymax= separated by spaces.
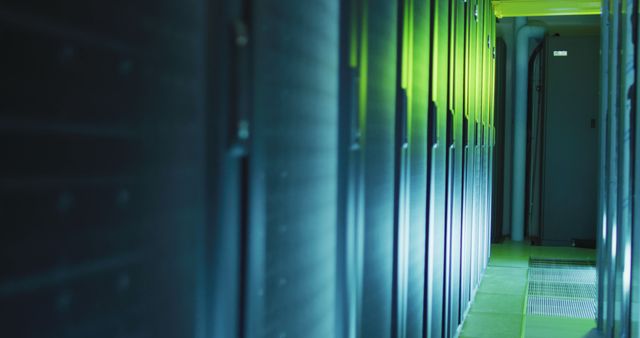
xmin=529 ymin=259 xmax=596 ymax=268
xmin=528 ymin=281 xmax=596 ymax=299
xmin=529 ymin=268 xmax=596 ymax=284
xmin=526 ymin=258 xmax=597 ymax=319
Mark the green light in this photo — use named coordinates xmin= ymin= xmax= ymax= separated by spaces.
xmin=448 ymin=0 xmax=457 ymax=111
xmin=397 ymin=0 xmax=416 ymax=139
xmin=402 ymin=0 xmax=414 ymax=140
xmin=349 ymin=0 xmax=359 ymax=67
xmin=401 ymin=0 xmax=409 ymax=90
xmin=492 ymin=0 xmax=601 ymax=18
xmin=358 ymin=1 xmax=368 ymax=139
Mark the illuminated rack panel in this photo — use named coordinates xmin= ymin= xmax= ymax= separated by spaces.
xmin=598 ymin=1 xmax=640 ymax=338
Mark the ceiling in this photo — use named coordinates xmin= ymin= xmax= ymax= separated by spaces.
xmin=492 ymin=0 xmax=601 ymax=18
xmin=496 ymin=15 xmax=600 ymax=37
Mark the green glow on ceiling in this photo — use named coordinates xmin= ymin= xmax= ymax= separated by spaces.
xmin=492 ymin=0 xmax=601 ymax=18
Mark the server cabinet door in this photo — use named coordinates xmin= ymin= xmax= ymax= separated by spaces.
xmin=354 ymin=0 xmax=399 ymax=336
xmin=404 ymin=1 xmax=431 ymax=337
xmin=336 ymin=0 xmax=363 ymax=337
xmin=613 ymin=1 xmax=634 ymax=336
xmin=541 ymin=36 xmax=599 ymax=245
xmin=446 ymin=0 xmax=468 ymax=333
xmin=492 ymin=38 xmax=507 ymax=244
xmin=0 ymin=1 xmax=213 ymax=337
xmin=245 ymin=1 xmax=341 ymax=337
xmin=425 ymin=0 xmax=450 ymax=336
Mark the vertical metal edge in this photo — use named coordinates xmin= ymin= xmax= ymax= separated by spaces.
xmin=617 ymin=0 xmax=635 ymax=336
xmin=597 ymin=1 xmax=610 ymax=331
xmin=606 ymin=0 xmax=620 ymax=335
xmin=336 ymin=0 xmax=358 ymax=336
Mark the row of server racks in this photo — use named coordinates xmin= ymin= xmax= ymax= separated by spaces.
xmin=598 ymin=0 xmax=640 ymax=337
xmin=0 ymin=0 xmax=497 ymax=337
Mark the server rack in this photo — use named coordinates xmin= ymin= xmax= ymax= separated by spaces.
xmin=391 ymin=0 xmax=432 ymax=337
xmin=243 ymin=2 xmax=342 ymax=337
xmin=599 ymin=0 xmax=639 ymax=337
xmin=355 ymin=1 xmax=399 ymax=337
xmin=403 ymin=1 xmax=431 ymax=336
xmin=1 ymin=0 xmax=214 ymax=336
xmin=426 ymin=0 xmax=450 ymax=336
xmin=446 ymin=0 xmax=466 ymax=335
xmin=540 ymin=36 xmax=598 ymax=246
xmin=1 ymin=1 xmax=499 ymax=337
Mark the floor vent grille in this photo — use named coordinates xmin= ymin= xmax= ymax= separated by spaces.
xmin=526 ymin=258 xmax=597 ymax=319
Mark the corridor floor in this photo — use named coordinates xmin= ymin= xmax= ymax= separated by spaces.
xmin=459 ymin=241 xmax=598 ymax=338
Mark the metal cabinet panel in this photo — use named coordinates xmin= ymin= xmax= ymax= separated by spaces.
xmin=396 ymin=0 xmax=431 ymax=337
xmin=599 ymin=1 xmax=638 ymax=335
xmin=248 ymin=1 xmax=341 ymax=337
xmin=541 ymin=36 xmax=599 ymax=245
xmin=0 ymin=1 xmax=211 ymax=337
xmin=356 ymin=0 xmax=398 ymax=337
xmin=425 ymin=0 xmax=450 ymax=336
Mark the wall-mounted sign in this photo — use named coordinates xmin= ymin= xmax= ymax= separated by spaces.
xmin=553 ymin=50 xmax=568 ymax=56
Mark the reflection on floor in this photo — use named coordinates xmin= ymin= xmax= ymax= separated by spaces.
xmin=459 ymin=241 xmax=599 ymax=338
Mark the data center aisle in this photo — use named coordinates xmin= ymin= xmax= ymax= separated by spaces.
xmin=459 ymin=241 xmax=597 ymax=338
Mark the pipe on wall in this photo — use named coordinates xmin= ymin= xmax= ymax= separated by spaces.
xmin=502 ymin=17 xmax=527 ymax=237
xmin=511 ymin=22 xmax=545 ymax=242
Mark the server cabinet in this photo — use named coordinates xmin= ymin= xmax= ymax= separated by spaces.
xmin=0 ymin=0 xmax=502 ymax=336
xmin=460 ymin=0 xmax=474 ymax=317
xmin=541 ymin=36 xmax=599 ymax=246
xmin=404 ymin=0 xmax=432 ymax=334
xmin=462 ymin=0 xmax=479 ymax=310
xmin=611 ymin=1 xmax=634 ymax=337
xmin=336 ymin=0 xmax=362 ymax=337
xmin=244 ymin=1 xmax=342 ymax=337
xmin=492 ymin=38 xmax=507 ymax=244
xmin=0 ymin=0 xmax=213 ymax=337
xmin=394 ymin=0 xmax=432 ymax=337
xmin=392 ymin=2 xmax=410 ymax=336
xmin=426 ymin=0 xmax=450 ymax=336
xmin=0 ymin=0 xmax=344 ymax=337
xmin=482 ymin=0 xmax=496 ymax=275
xmin=354 ymin=0 xmax=399 ymax=337
xmin=600 ymin=0 xmax=638 ymax=336
xmin=446 ymin=0 xmax=467 ymax=334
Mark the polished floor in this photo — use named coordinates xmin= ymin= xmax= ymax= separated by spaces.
xmin=459 ymin=241 xmax=599 ymax=338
